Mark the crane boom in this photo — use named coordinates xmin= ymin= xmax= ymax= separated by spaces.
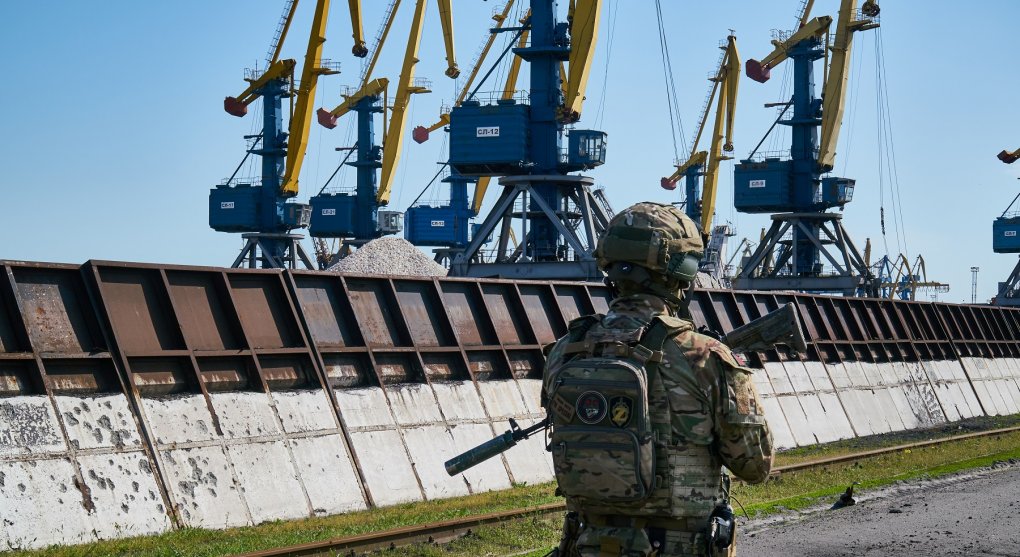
xmin=280 ymin=0 xmax=338 ymax=197
xmin=316 ymin=78 xmax=390 ymax=128
xmin=412 ymin=1 xmax=517 ymax=144
xmin=437 ymin=0 xmax=460 ymax=78
xmin=224 ymin=59 xmax=296 ymax=117
xmin=818 ymin=0 xmax=879 ymax=171
xmin=560 ymin=0 xmax=602 ymax=123
xmin=377 ymin=0 xmax=431 ymax=205
xmin=745 ymin=16 xmax=831 ymax=83
xmin=999 ymin=148 xmax=1020 ymax=164
xmin=661 ymin=34 xmax=739 ymax=234
xmin=349 ymin=0 xmax=368 ymax=56
xmin=701 ymin=35 xmax=740 ymax=232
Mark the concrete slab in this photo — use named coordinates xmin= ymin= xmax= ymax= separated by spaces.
xmin=750 ymin=369 xmax=774 ymax=397
xmin=962 ymin=358 xmax=1006 ymax=415
xmin=835 ymin=389 xmax=873 ymax=437
xmin=160 ymin=445 xmax=250 ymax=529
xmin=938 ymin=361 xmax=983 ymax=418
xmin=227 ymin=440 xmax=310 ymax=523
xmin=335 ymin=387 xmax=394 ymax=429
xmin=517 ymin=379 xmax=544 ymax=414
xmin=77 ymin=451 xmax=171 ymax=540
xmin=816 ymin=391 xmax=855 ymax=441
xmin=783 ymin=362 xmax=815 ymax=393
xmin=777 ymin=395 xmax=816 ymax=446
xmin=870 ymin=387 xmax=903 ymax=434
xmin=0 ymin=458 xmax=92 ymax=549
xmin=142 ymin=395 xmax=217 ymax=444
xmin=210 ymin=392 xmax=282 ymax=439
xmin=827 ymin=363 xmax=854 ymax=390
xmin=0 ymin=396 xmax=64 ymax=456
xmin=350 ymin=429 xmax=422 ymax=506
xmin=796 ymin=393 xmax=838 ymax=443
xmin=273 ymin=390 xmax=336 ymax=433
xmin=758 ymin=396 xmax=796 ymax=450
xmin=477 ymin=380 xmax=530 ymax=419
xmin=886 ymin=383 xmax=921 ymax=430
xmin=502 ymin=416 xmax=555 ymax=485
xmin=843 ymin=362 xmax=871 ymax=388
xmin=448 ymin=422 xmax=514 ymax=493
xmin=432 ymin=381 xmax=487 ymax=420
xmin=387 ymin=383 xmax=444 ymax=426
xmin=902 ymin=362 xmax=946 ymax=426
xmin=288 ymin=434 xmax=368 ymax=514
xmin=764 ymin=363 xmax=794 ymax=395
xmin=402 ymin=424 xmax=470 ymax=500
xmin=55 ymin=395 xmax=141 ymax=450
xmin=803 ymin=361 xmax=835 ymax=392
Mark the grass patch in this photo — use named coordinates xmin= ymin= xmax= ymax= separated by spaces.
xmin=8 ymin=422 xmax=1020 ymax=557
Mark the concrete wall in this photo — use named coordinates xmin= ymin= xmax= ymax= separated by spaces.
xmin=5 ymin=261 xmax=1020 ymax=549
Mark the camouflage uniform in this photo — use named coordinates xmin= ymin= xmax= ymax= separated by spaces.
xmin=543 ymin=293 xmax=772 ymax=556
xmin=541 ymin=202 xmax=772 ymax=557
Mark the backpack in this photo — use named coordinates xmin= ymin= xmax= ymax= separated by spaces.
xmin=545 ymin=314 xmax=682 ymax=505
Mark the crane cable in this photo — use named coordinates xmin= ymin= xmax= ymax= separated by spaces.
xmin=653 ymin=0 xmax=687 ymax=163
xmin=874 ymin=28 xmax=908 ymax=260
xmin=592 ymin=0 xmax=619 ymax=129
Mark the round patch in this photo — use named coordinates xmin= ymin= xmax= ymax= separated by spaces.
xmin=576 ymin=391 xmax=608 ymax=424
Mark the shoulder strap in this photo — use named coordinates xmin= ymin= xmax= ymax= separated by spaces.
xmin=633 ymin=315 xmax=692 ymax=363
xmin=558 ymin=314 xmax=604 ymax=357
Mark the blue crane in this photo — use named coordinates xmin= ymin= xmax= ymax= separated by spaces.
xmin=308 ymin=0 xmax=458 ymax=258
xmin=993 ymin=149 xmax=1020 ymax=305
xmin=730 ymin=0 xmax=880 ymax=296
xmin=209 ymin=0 xmax=349 ymax=269
xmin=443 ymin=0 xmax=612 ymax=280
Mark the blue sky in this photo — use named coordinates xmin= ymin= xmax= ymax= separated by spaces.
xmin=1 ymin=1 xmax=1017 ymax=303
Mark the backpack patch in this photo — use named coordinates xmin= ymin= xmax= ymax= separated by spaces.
xmin=609 ymin=396 xmax=633 ymax=428
xmin=576 ymin=391 xmax=608 ymax=424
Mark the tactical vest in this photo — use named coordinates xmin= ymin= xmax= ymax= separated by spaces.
xmin=544 ymin=314 xmax=725 ymax=521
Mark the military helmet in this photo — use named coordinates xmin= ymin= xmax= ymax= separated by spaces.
xmin=595 ymin=202 xmax=704 ymax=283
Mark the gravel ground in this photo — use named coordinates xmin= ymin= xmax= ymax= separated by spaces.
xmin=328 ymin=237 xmax=447 ymax=277
xmin=739 ymin=460 xmax=1020 ymax=556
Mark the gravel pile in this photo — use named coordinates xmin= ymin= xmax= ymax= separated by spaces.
xmin=328 ymin=236 xmax=448 ymax=277
xmin=694 ymin=271 xmax=724 ymax=289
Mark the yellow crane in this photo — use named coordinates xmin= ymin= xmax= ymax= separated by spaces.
xmin=746 ymin=0 xmax=879 ymax=172
xmin=661 ymin=34 xmax=740 ymax=234
xmin=316 ymin=0 xmax=458 ymax=207
xmin=999 ymin=148 xmax=1020 ymax=164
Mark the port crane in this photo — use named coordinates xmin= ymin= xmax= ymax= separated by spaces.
xmin=660 ymin=33 xmax=740 ymax=283
xmin=404 ymin=2 xmax=530 ymax=263
xmin=731 ymin=0 xmax=880 ymax=296
xmin=211 ymin=0 xmax=379 ymax=268
xmin=992 ymin=149 xmax=1020 ymax=305
xmin=307 ymin=0 xmax=459 ymax=255
xmin=433 ymin=0 xmax=612 ymax=280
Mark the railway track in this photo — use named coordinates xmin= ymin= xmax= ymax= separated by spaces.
xmin=241 ymin=425 xmax=1020 ymax=557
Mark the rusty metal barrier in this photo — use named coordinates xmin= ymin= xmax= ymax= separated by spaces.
xmin=3 ymin=258 xmax=1020 ymax=546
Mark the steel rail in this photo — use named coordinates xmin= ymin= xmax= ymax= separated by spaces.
xmin=245 ymin=425 xmax=1020 ymax=557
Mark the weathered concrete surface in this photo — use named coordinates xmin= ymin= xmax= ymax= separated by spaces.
xmin=740 ymin=463 xmax=1020 ymax=556
xmin=1 ymin=396 xmax=170 ymax=549
xmin=335 ymin=387 xmax=423 ymax=506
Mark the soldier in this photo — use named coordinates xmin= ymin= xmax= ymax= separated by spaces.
xmin=542 ymin=202 xmax=773 ymax=557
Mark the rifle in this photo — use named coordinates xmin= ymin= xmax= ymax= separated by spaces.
xmin=445 ymin=302 xmax=806 ymax=477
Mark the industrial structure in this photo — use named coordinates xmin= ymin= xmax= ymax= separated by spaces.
xmin=731 ymin=0 xmax=881 ymax=296
xmin=660 ymin=34 xmax=740 ymax=283
xmin=993 ymin=148 xmax=1020 ymax=305
xmin=310 ymin=0 xmax=460 ymax=261
xmin=404 ymin=2 xmax=529 ymax=264
xmin=432 ymin=0 xmax=612 ymax=280
xmin=209 ymin=0 xmax=345 ymax=269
